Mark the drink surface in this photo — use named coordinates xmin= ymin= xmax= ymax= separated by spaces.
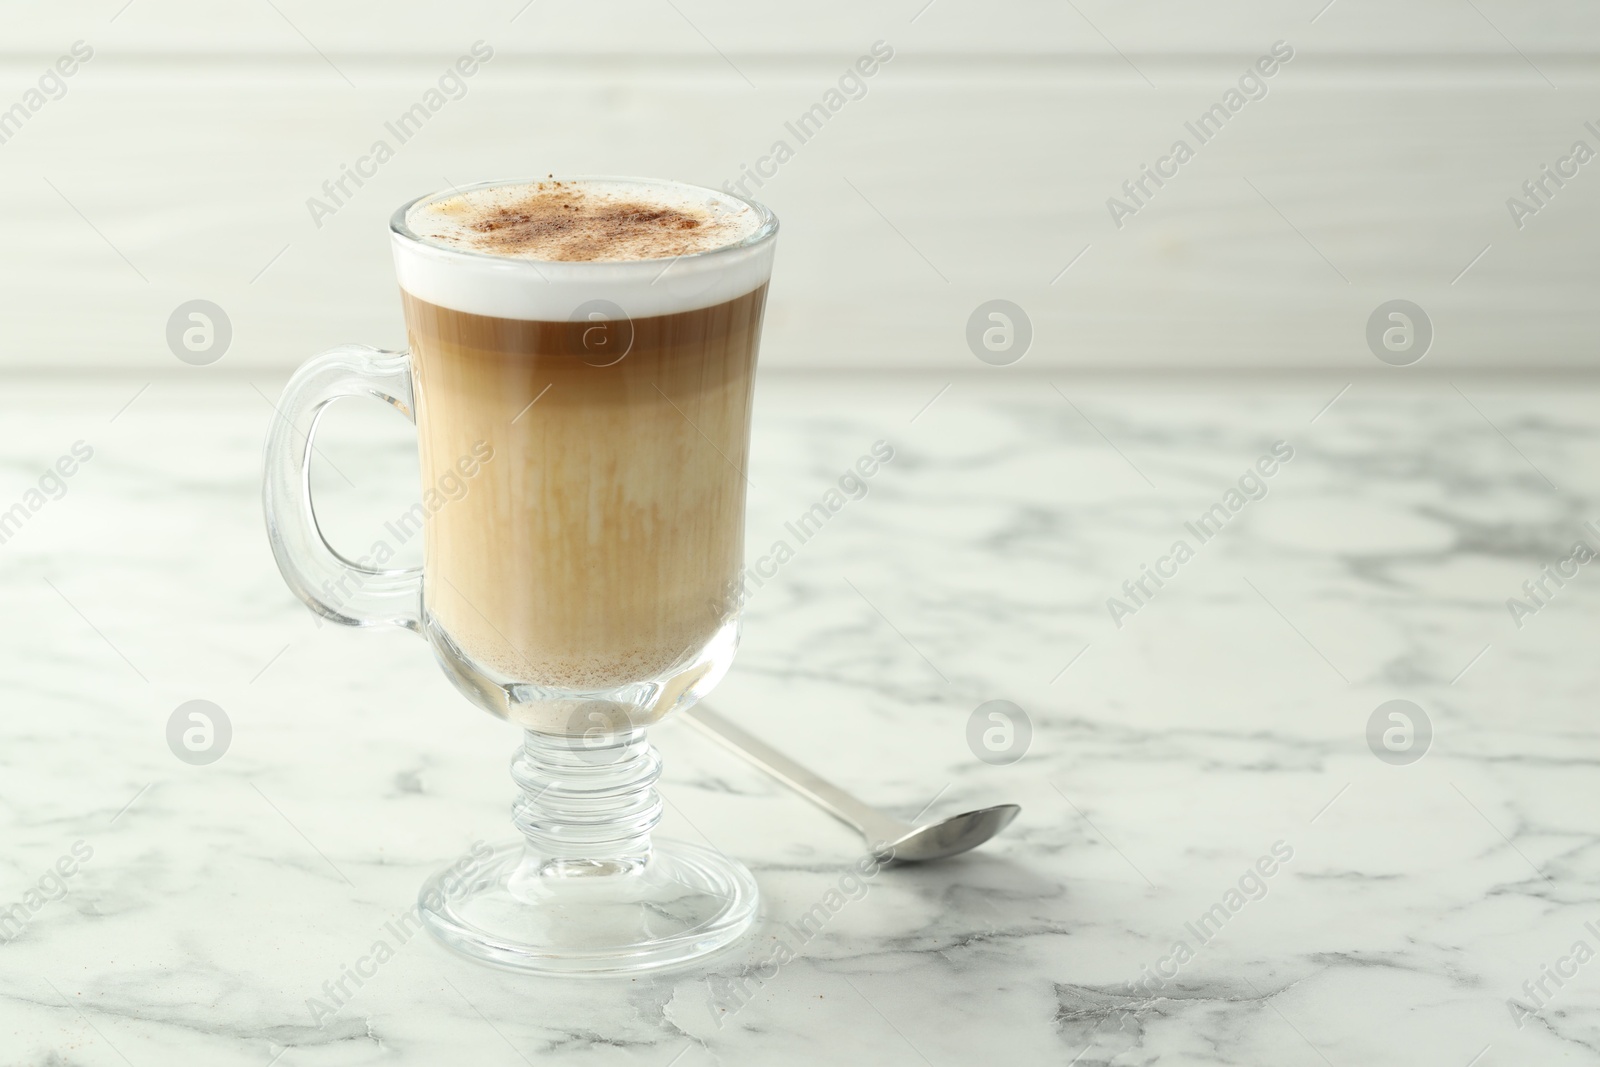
xmin=406 ymin=179 xmax=764 ymax=263
xmin=403 ymin=287 xmax=766 ymax=693
xmin=393 ymin=178 xmax=777 ymax=323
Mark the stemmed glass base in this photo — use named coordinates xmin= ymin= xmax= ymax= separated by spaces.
xmin=418 ymin=728 xmax=758 ymax=975
xmin=419 ymin=840 xmax=758 ymax=974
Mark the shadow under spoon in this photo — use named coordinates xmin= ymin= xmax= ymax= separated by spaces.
xmin=680 ymin=704 xmax=1020 ymax=863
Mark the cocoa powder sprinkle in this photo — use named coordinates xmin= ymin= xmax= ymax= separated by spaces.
xmin=426 ymin=182 xmax=740 ymax=262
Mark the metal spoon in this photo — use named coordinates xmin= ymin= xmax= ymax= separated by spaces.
xmin=680 ymin=704 xmax=1020 ymax=863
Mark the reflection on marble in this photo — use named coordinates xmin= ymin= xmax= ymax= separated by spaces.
xmin=0 ymin=371 xmax=1598 ymax=1065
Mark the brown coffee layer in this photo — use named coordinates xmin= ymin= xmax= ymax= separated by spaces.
xmin=403 ymin=286 xmax=766 ymax=689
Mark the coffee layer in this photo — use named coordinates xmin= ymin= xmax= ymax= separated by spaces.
xmin=404 ymin=287 xmax=766 ymax=691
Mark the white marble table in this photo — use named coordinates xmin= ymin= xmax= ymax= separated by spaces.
xmin=1 ymin=371 xmax=1597 ymax=1065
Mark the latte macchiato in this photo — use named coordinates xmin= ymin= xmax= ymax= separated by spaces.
xmin=393 ymin=178 xmax=773 ymax=696
xmin=264 ymin=176 xmax=778 ymax=974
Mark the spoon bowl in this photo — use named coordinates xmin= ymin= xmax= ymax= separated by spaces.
xmin=878 ymin=804 xmax=1021 ymax=863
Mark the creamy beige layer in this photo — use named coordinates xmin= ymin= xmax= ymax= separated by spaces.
xmin=403 ymin=287 xmax=765 ymax=690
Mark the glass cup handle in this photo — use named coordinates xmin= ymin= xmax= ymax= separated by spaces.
xmin=262 ymin=344 xmax=424 ymax=633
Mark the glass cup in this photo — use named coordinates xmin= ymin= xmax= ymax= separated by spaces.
xmin=262 ymin=177 xmax=777 ymax=974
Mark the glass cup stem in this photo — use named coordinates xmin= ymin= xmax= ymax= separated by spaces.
xmin=510 ymin=729 xmax=662 ymax=879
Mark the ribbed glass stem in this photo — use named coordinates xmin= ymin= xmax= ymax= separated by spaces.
xmin=509 ymin=728 xmax=662 ymax=875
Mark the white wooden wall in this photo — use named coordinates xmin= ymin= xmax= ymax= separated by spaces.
xmin=3 ymin=0 xmax=1598 ymax=370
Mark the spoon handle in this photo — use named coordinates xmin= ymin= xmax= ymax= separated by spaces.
xmin=680 ymin=705 xmax=909 ymax=846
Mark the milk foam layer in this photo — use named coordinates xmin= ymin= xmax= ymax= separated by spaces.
xmin=410 ymin=179 xmax=761 ymax=261
xmin=393 ymin=177 xmax=777 ymax=322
